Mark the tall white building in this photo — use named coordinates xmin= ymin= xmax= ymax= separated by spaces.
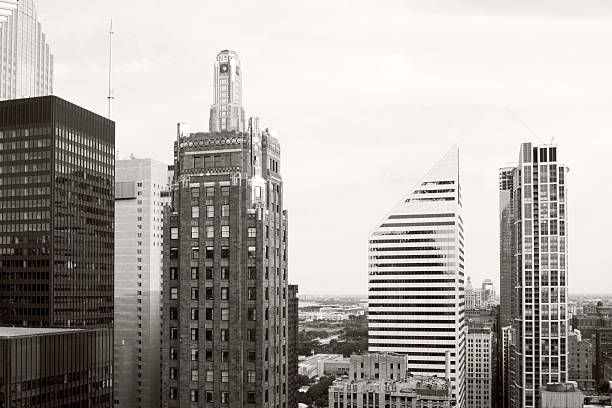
xmin=0 ymin=0 xmax=53 ymax=100
xmin=466 ymin=327 xmax=494 ymax=408
xmin=114 ymin=158 xmax=171 ymax=408
xmin=368 ymin=147 xmax=466 ymax=407
xmin=209 ymin=49 xmax=245 ymax=133
xmin=502 ymin=143 xmax=569 ymax=408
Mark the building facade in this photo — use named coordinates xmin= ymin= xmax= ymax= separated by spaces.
xmin=161 ymin=50 xmax=290 ymax=408
xmin=539 ymin=383 xmax=583 ymax=408
xmin=114 ymin=158 xmax=170 ymax=408
xmin=288 ymin=284 xmax=298 ymax=408
xmin=368 ymin=147 xmax=465 ymax=407
xmin=466 ymin=277 xmax=476 ymax=311
xmin=499 ymin=167 xmax=515 ymax=329
xmin=501 ymin=325 xmax=512 ymax=408
xmin=466 ymin=327 xmax=494 ymax=408
xmin=349 ymin=352 xmax=409 ymax=381
xmin=329 ymin=376 xmax=452 ymax=408
xmin=567 ymin=330 xmax=594 ymax=391
xmin=0 ymin=327 xmax=113 ymax=407
xmin=501 ymin=143 xmax=569 ymax=408
xmin=0 ymin=0 xmax=53 ymax=100
xmin=481 ymin=279 xmax=496 ymax=308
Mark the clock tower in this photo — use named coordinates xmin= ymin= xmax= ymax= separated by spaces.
xmin=209 ymin=50 xmax=246 ymax=133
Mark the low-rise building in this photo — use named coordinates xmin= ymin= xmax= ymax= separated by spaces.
xmin=350 ymin=352 xmax=409 ymax=381
xmin=329 ymin=376 xmax=452 ymax=408
xmin=0 ymin=327 xmax=113 ymax=407
xmin=568 ymin=330 xmax=595 ymax=390
xmin=540 ymin=383 xmax=584 ymax=408
xmin=298 ymin=354 xmax=349 ymax=379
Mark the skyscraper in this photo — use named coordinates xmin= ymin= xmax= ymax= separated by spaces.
xmin=0 ymin=95 xmax=115 ymax=406
xmin=499 ymin=167 xmax=515 ymax=328
xmin=368 ymin=147 xmax=466 ymax=407
xmin=209 ymin=50 xmax=245 ymax=133
xmin=0 ymin=0 xmax=53 ymax=100
xmin=481 ymin=279 xmax=496 ymax=308
xmin=501 ymin=143 xmax=569 ymax=408
xmin=114 ymin=158 xmax=171 ymax=408
xmin=161 ymin=50 xmax=290 ymax=407
xmin=466 ymin=326 xmax=494 ymax=408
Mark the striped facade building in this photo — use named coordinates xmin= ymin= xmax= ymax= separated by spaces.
xmin=368 ymin=147 xmax=466 ymax=407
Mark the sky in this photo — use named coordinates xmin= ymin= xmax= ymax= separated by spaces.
xmin=36 ymin=0 xmax=612 ymax=295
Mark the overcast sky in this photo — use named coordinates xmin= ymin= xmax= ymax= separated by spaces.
xmin=37 ymin=0 xmax=612 ymax=295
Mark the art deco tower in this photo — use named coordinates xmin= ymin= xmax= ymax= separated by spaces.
xmin=368 ymin=147 xmax=466 ymax=407
xmin=0 ymin=0 xmax=53 ymax=100
xmin=162 ymin=51 xmax=290 ymax=407
xmin=209 ymin=50 xmax=245 ymax=133
xmin=501 ymin=143 xmax=569 ymax=408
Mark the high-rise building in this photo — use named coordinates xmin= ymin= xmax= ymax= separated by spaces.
xmin=288 ymin=284 xmax=299 ymax=408
xmin=161 ymin=50 xmax=290 ymax=408
xmin=0 ymin=95 xmax=115 ymax=407
xmin=114 ymin=158 xmax=171 ymax=408
xmin=209 ymin=50 xmax=245 ymax=133
xmin=501 ymin=143 xmax=569 ymax=408
xmin=0 ymin=0 xmax=53 ymax=100
xmin=499 ymin=167 xmax=515 ymax=328
xmin=0 ymin=327 xmax=113 ymax=407
xmin=466 ymin=326 xmax=494 ymax=408
xmin=368 ymin=147 xmax=466 ymax=407
xmin=567 ymin=330 xmax=594 ymax=391
xmin=481 ymin=279 xmax=496 ymax=307
xmin=501 ymin=325 xmax=513 ymax=408
xmin=466 ymin=277 xmax=476 ymax=310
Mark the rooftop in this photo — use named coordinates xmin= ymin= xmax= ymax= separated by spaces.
xmin=0 ymin=327 xmax=82 ymax=338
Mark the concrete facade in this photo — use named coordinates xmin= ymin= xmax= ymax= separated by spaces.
xmin=568 ymin=330 xmax=594 ymax=391
xmin=466 ymin=327 xmax=494 ymax=408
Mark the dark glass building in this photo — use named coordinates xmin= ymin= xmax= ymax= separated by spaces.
xmin=0 ymin=96 xmax=114 ymax=407
xmin=0 ymin=96 xmax=115 ymax=329
xmin=288 ymin=284 xmax=298 ymax=408
xmin=0 ymin=327 xmax=113 ymax=407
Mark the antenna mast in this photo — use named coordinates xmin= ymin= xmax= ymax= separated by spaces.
xmin=107 ymin=19 xmax=114 ymax=119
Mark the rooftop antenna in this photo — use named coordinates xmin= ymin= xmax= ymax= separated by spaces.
xmin=107 ymin=19 xmax=114 ymax=119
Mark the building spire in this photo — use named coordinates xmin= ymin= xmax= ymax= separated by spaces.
xmin=107 ymin=19 xmax=114 ymax=119
xmin=209 ymin=50 xmax=245 ymax=133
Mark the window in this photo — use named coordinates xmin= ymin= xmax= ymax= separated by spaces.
xmin=205 ymin=186 xmax=215 ymax=197
xmin=170 ymin=247 xmax=178 ymax=259
xmin=221 ymin=329 xmax=229 ymax=342
xmin=248 ymin=288 xmax=256 ymax=300
xmin=191 ymin=369 xmax=199 ymax=382
xmin=191 ymin=308 xmax=199 ymax=320
xmin=206 ymin=308 xmax=213 ymax=320
xmin=191 ymin=288 xmax=199 ymax=300
xmin=170 ymin=347 xmax=177 ymax=360
xmin=191 ymin=187 xmax=200 ymax=198
xmin=170 ymin=388 xmax=178 ymax=400
xmin=169 ymin=367 xmax=177 ymax=380
xmin=248 ymin=227 xmax=256 ymax=238
xmin=206 ymin=226 xmax=214 ymax=238
xmin=221 ymin=309 xmax=229 ymax=320
xmin=206 ymin=391 xmax=213 ymax=403
xmin=206 ymin=267 xmax=213 ymax=279
xmin=170 ymin=267 xmax=178 ymax=280
xmin=206 ymin=288 xmax=214 ymax=300
xmin=221 ymin=186 xmax=230 ymax=196
xmin=221 ymin=392 xmax=229 ymax=404
xmin=247 ymin=329 xmax=256 ymax=342
xmin=169 ymin=308 xmax=178 ymax=320
xmin=170 ymin=327 xmax=178 ymax=339
xmin=247 ymin=350 xmax=256 ymax=362
xmin=206 ymin=370 xmax=214 ymax=382
xmin=248 ymin=371 xmax=256 ymax=383
xmin=171 ymin=227 xmax=178 ymax=239
xmin=221 ymin=225 xmax=230 ymax=238
xmin=191 ymin=328 xmax=199 ymax=341
xmin=221 ymin=267 xmax=229 ymax=279
xmin=221 ymin=204 xmax=229 ymax=217
xmin=248 ymin=246 xmax=256 ymax=259
xmin=191 ymin=349 xmax=199 ymax=361
xmin=191 ymin=267 xmax=199 ymax=279
xmin=247 ymin=392 xmax=256 ymax=404
xmin=248 ymin=308 xmax=257 ymax=321
xmin=206 ymin=205 xmax=214 ymax=218
xmin=191 ymin=226 xmax=199 ymax=239
xmin=205 ymin=330 xmax=213 ymax=341
xmin=191 ymin=247 xmax=199 ymax=259
xmin=206 ymin=350 xmax=213 ymax=361
xmin=191 ymin=206 xmax=199 ymax=218
xmin=221 ymin=287 xmax=229 ymax=300
xmin=221 ymin=350 xmax=229 ymax=361
xmin=221 ymin=246 xmax=229 ymax=258
xmin=170 ymin=288 xmax=178 ymax=300
xmin=206 ymin=246 xmax=214 ymax=259
xmin=222 ymin=371 xmax=229 ymax=383
xmin=248 ymin=267 xmax=256 ymax=279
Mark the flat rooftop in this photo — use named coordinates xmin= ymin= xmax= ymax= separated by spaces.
xmin=0 ymin=327 xmax=83 ymax=338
